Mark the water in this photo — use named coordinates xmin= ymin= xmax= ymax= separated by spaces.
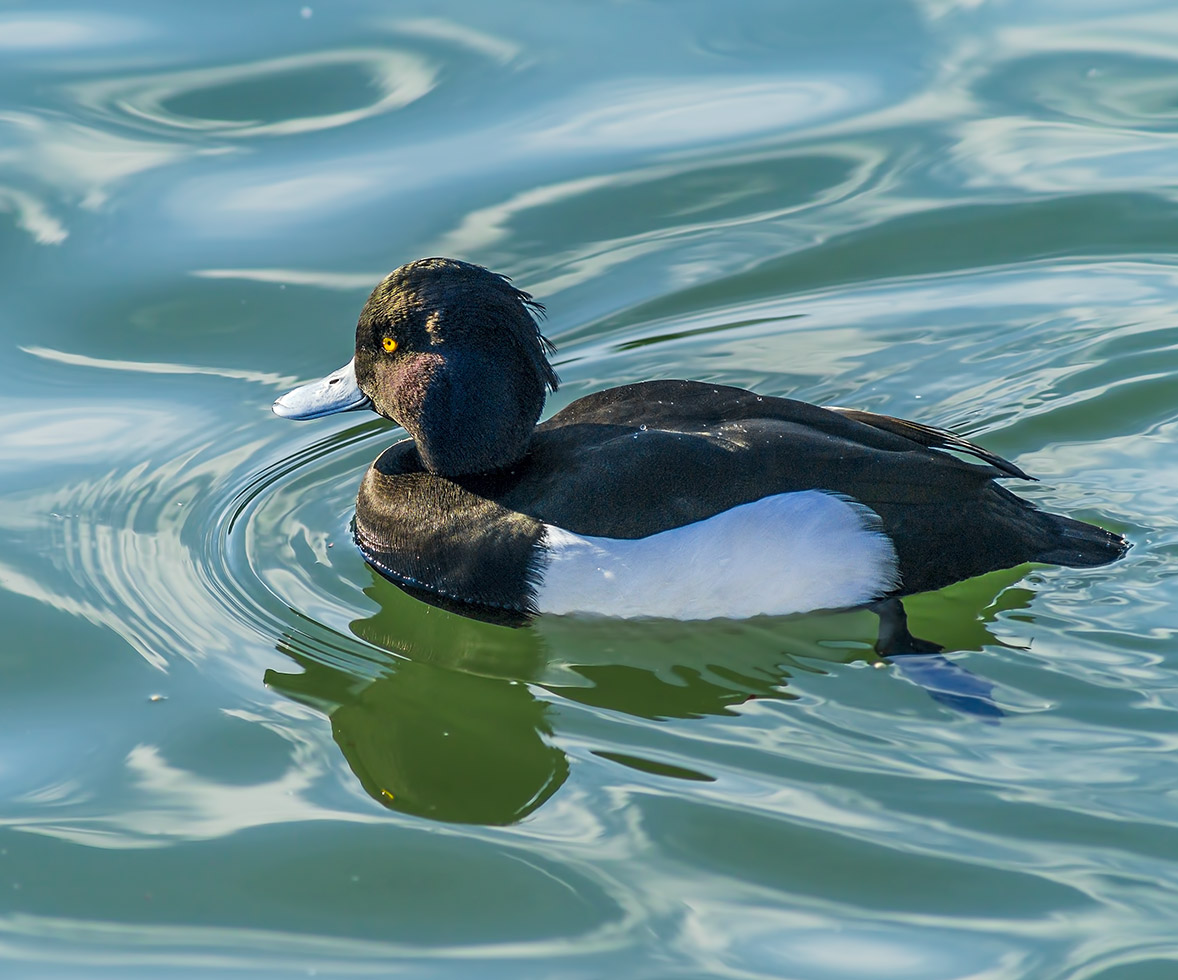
xmin=2 ymin=1 xmax=1177 ymax=977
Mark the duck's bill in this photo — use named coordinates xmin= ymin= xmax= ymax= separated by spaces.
xmin=272 ymin=358 xmax=372 ymax=420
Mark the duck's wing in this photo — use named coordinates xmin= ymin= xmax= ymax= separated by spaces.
xmin=826 ymin=408 xmax=1033 ymax=481
xmin=542 ymin=379 xmax=1031 ymax=481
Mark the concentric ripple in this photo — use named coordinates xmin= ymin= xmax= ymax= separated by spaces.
xmin=69 ymin=47 xmax=438 ymax=139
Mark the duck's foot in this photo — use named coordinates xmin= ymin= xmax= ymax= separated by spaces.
xmin=869 ymin=598 xmax=1004 ymax=721
xmin=870 ymin=597 xmax=942 ymax=656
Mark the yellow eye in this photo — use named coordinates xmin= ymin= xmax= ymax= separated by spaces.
xmin=382 ymin=337 xmax=397 ymax=353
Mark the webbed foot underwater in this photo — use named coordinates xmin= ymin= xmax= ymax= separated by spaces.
xmin=273 ymin=257 xmax=1128 ymax=626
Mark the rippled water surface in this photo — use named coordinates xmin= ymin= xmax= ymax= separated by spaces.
xmin=3 ymin=1 xmax=1178 ymax=977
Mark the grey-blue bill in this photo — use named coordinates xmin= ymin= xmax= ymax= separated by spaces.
xmin=272 ymin=358 xmax=372 ymax=420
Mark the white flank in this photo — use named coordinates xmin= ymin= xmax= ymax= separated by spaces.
xmin=535 ymin=491 xmax=899 ymax=620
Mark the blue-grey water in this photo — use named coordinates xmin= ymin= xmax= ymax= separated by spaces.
xmin=2 ymin=2 xmax=1177 ymax=978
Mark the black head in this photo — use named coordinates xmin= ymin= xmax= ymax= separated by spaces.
xmin=353 ymin=258 xmax=559 ymax=476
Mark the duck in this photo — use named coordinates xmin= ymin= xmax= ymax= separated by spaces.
xmin=273 ymin=257 xmax=1128 ymax=646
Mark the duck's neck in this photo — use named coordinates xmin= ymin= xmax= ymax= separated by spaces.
xmin=405 ymin=350 xmax=546 ymax=478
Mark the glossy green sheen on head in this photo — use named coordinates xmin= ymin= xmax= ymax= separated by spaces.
xmin=352 ymin=258 xmax=559 ymax=477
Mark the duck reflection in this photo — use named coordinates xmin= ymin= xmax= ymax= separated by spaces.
xmin=270 ymin=650 xmax=567 ymax=825
xmin=265 ymin=567 xmax=1032 ymax=826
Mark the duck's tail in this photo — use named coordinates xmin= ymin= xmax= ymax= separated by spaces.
xmin=1033 ymin=512 xmax=1129 ymax=568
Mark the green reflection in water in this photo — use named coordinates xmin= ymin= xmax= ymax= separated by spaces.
xmin=267 ymin=565 xmax=1028 ymax=826
xmin=269 ymin=650 xmax=567 ymax=826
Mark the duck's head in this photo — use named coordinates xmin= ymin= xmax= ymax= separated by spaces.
xmin=273 ymin=258 xmax=559 ymax=476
